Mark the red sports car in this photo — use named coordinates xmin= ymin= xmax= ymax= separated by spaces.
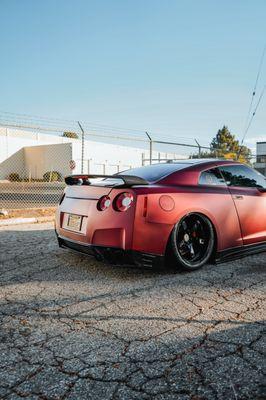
xmin=55 ymin=159 xmax=266 ymax=270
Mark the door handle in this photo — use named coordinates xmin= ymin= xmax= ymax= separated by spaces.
xmin=233 ymin=195 xmax=244 ymax=200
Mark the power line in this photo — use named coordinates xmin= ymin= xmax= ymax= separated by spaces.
xmin=253 ymin=44 xmax=266 ymax=96
xmin=241 ymin=44 xmax=266 ymax=144
xmin=242 ymin=84 xmax=266 ymax=142
xmin=237 ymin=84 xmax=266 ymax=160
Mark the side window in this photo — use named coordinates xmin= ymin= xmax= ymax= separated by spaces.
xmin=199 ymin=168 xmax=226 ymax=186
xmin=219 ymin=165 xmax=266 ymax=188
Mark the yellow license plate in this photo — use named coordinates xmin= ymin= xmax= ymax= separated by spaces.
xmin=67 ymin=214 xmax=82 ymax=231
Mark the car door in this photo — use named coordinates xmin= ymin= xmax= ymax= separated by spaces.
xmin=219 ymin=164 xmax=266 ymax=245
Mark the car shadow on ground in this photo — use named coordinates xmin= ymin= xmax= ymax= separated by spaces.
xmin=0 ymin=227 xmax=265 ymax=286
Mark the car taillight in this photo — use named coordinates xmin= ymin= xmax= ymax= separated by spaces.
xmin=114 ymin=192 xmax=134 ymax=212
xmin=97 ymin=195 xmax=111 ymax=211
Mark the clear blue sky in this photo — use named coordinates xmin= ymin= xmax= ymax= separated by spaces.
xmin=0 ymin=0 xmax=265 ymax=148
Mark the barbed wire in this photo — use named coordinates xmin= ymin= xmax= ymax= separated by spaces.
xmin=0 ymin=110 xmax=210 ymax=147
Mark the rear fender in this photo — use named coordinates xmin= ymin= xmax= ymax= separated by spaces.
xmin=133 ymin=191 xmax=242 ymax=254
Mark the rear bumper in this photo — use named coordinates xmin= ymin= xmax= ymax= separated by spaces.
xmin=57 ymin=235 xmax=164 ymax=269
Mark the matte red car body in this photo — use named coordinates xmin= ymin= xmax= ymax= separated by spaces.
xmin=55 ymin=160 xmax=266 ymax=265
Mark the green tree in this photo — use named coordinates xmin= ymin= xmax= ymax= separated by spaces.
xmin=210 ymin=126 xmax=251 ymax=163
xmin=191 ymin=126 xmax=252 ymax=163
xmin=62 ymin=131 xmax=79 ymax=139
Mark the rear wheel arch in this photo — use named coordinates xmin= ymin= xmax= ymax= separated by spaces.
xmin=165 ymin=211 xmax=218 ymax=270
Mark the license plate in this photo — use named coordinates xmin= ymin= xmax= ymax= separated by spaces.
xmin=67 ymin=214 xmax=82 ymax=231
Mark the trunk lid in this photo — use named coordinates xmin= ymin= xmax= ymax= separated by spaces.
xmin=65 ymin=185 xmax=113 ymax=200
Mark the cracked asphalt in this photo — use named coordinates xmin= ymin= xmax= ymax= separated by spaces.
xmin=0 ymin=222 xmax=265 ymax=400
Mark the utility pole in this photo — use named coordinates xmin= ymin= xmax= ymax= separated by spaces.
xmin=145 ymin=132 xmax=153 ymax=164
xmin=77 ymin=121 xmax=85 ymax=174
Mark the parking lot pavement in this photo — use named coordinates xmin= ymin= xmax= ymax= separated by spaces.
xmin=0 ymin=222 xmax=265 ymax=400
xmin=0 ymin=182 xmax=64 ymax=209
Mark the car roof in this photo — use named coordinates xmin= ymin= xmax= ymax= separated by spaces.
xmin=163 ymin=158 xmax=235 ymax=165
xmin=118 ymin=159 xmax=242 ymax=185
xmin=154 ymin=159 xmax=244 ymax=185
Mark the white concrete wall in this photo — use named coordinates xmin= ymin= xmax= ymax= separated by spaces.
xmin=0 ymin=128 xmax=75 ymax=179
xmin=0 ymin=126 xmax=185 ymax=179
xmin=0 ymin=127 xmax=74 ymax=163
xmin=24 ymin=143 xmax=72 ymax=179
xmin=0 ymin=148 xmax=25 ymax=180
xmin=72 ymin=140 xmax=148 ymax=175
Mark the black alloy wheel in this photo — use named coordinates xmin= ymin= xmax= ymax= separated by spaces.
xmin=171 ymin=213 xmax=215 ymax=271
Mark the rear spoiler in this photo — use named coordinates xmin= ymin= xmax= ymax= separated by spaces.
xmin=65 ymin=174 xmax=149 ymax=187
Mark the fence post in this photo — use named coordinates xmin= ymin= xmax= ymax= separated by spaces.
xmin=77 ymin=121 xmax=85 ymax=174
xmin=145 ymin=132 xmax=153 ymax=164
xmin=195 ymin=139 xmax=201 ymax=158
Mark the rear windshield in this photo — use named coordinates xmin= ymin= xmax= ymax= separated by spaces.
xmin=118 ymin=163 xmax=191 ymax=182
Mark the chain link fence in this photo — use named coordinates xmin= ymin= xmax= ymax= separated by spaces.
xmin=0 ymin=126 xmax=206 ymax=211
xmin=0 ymin=112 xmax=259 ymax=213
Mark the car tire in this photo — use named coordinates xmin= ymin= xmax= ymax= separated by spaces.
xmin=171 ymin=213 xmax=215 ymax=271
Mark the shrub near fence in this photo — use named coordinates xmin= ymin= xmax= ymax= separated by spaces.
xmin=8 ymin=172 xmax=20 ymax=182
xmin=43 ymin=171 xmax=63 ymax=182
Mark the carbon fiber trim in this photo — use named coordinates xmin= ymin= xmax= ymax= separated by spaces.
xmin=57 ymin=235 xmax=164 ymax=268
